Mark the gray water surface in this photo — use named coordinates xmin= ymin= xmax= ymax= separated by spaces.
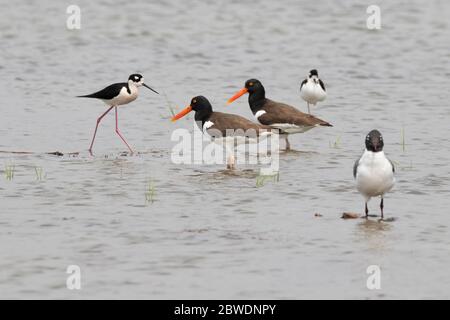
xmin=0 ymin=0 xmax=449 ymax=299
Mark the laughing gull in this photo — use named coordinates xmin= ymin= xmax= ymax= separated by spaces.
xmin=354 ymin=129 xmax=395 ymax=219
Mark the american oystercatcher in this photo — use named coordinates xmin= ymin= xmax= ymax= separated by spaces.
xmin=354 ymin=130 xmax=395 ymax=219
xmin=300 ymin=69 xmax=326 ymax=114
xmin=171 ymin=96 xmax=275 ymax=170
xmin=227 ymin=79 xmax=332 ymax=151
xmin=78 ymin=74 xmax=159 ymax=154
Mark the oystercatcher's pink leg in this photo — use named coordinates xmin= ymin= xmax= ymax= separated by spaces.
xmin=115 ymin=107 xmax=133 ymax=154
xmin=89 ymin=106 xmax=114 ymax=154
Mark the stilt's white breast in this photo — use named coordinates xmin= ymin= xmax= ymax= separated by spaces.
xmin=356 ymin=150 xmax=395 ymax=198
xmin=300 ymin=80 xmax=326 ymax=105
xmin=105 ymin=85 xmax=138 ymax=106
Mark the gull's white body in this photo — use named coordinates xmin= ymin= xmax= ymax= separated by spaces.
xmin=355 ymin=150 xmax=395 ymax=200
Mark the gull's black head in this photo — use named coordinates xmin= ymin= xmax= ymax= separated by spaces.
xmin=190 ymin=96 xmax=212 ymax=112
xmin=245 ymin=79 xmax=264 ymax=94
xmin=309 ymin=69 xmax=319 ymax=77
xmin=365 ymin=129 xmax=384 ymax=152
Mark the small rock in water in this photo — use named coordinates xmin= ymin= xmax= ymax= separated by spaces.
xmin=342 ymin=212 xmax=360 ymax=219
xmin=314 ymin=213 xmax=323 ymax=217
xmin=48 ymin=151 xmax=64 ymax=156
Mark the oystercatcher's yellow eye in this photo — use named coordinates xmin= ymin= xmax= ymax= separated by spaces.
xmin=193 ymin=99 xmax=197 ymax=104
xmin=249 ymin=82 xmax=254 ymax=86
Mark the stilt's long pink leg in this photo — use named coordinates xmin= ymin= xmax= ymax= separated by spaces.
xmin=115 ymin=107 xmax=134 ymax=154
xmin=89 ymin=106 xmax=114 ymax=154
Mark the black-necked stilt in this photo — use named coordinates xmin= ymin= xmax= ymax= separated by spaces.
xmin=354 ymin=130 xmax=395 ymax=219
xmin=227 ymin=79 xmax=332 ymax=151
xmin=171 ymin=96 xmax=274 ymax=170
xmin=300 ymin=69 xmax=327 ymax=114
xmin=78 ymin=74 xmax=159 ymax=154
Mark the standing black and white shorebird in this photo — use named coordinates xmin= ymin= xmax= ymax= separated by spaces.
xmin=227 ymin=79 xmax=332 ymax=151
xmin=171 ymin=96 xmax=275 ymax=170
xmin=78 ymin=74 xmax=159 ymax=154
xmin=300 ymin=69 xmax=326 ymax=114
xmin=354 ymin=130 xmax=395 ymax=219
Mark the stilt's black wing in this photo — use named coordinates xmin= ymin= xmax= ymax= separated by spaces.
xmin=299 ymin=79 xmax=307 ymax=91
xmin=77 ymin=82 xmax=129 ymax=99
xmin=319 ymin=79 xmax=326 ymax=91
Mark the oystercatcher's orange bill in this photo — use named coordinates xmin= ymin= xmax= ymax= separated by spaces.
xmin=171 ymin=105 xmax=193 ymax=122
xmin=227 ymin=88 xmax=248 ymax=105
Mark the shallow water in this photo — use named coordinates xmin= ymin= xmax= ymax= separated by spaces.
xmin=0 ymin=0 xmax=449 ymax=299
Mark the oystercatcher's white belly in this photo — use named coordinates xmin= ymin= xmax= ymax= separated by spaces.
xmin=254 ymin=110 xmax=314 ymax=134
xmin=270 ymin=123 xmax=315 ymax=134
xmin=203 ymin=120 xmax=273 ymax=146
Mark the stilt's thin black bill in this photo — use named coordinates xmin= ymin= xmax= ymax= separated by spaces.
xmin=143 ymin=83 xmax=159 ymax=94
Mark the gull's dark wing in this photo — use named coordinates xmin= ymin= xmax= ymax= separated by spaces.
xmin=389 ymin=158 xmax=395 ymax=173
xmin=353 ymin=157 xmax=361 ymax=178
xmin=77 ymin=82 xmax=129 ymax=100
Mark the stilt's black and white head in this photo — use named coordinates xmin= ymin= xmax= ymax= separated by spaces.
xmin=309 ymin=69 xmax=319 ymax=77
xmin=128 ymin=74 xmax=144 ymax=86
xmin=128 ymin=74 xmax=159 ymax=94
xmin=308 ymin=69 xmax=320 ymax=84
xmin=365 ymin=129 xmax=384 ymax=152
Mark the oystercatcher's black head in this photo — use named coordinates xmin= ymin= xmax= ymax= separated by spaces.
xmin=309 ymin=69 xmax=319 ymax=77
xmin=190 ymin=96 xmax=212 ymax=111
xmin=128 ymin=74 xmax=159 ymax=94
xmin=227 ymin=78 xmax=265 ymax=105
xmin=365 ymin=129 xmax=384 ymax=152
xmin=245 ymin=79 xmax=264 ymax=94
xmin=171 ymin=96 xmax=212 ymax=122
